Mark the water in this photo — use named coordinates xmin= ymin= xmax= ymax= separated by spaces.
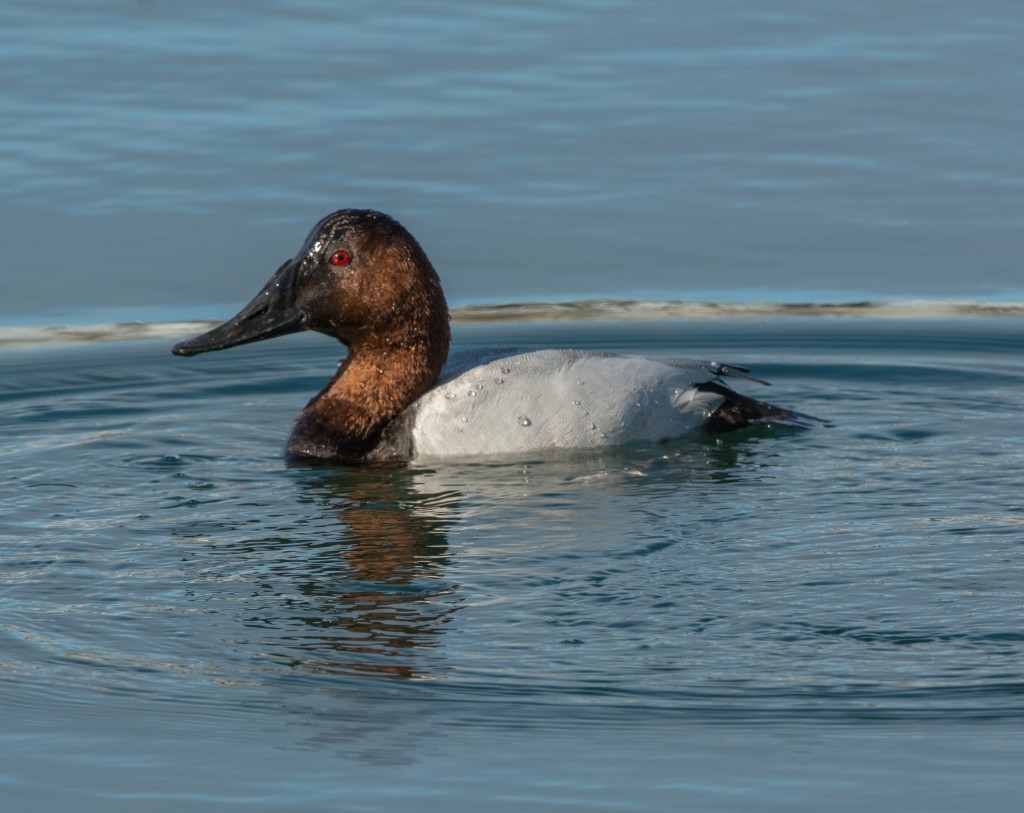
xmin=1 ymin=0 xmax=1022 ymax=319
xmin=3 ymin=318 xmax=1023 ymax=810
xmin=4 ymin=0 xmax=1024 ymax=808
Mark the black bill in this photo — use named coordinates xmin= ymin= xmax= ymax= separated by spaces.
xmin=172 ymin=259 xmax=306 ymax=356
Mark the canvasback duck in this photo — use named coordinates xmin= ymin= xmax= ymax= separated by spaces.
xmin=173 ymin=209 xmax=812 ymax=463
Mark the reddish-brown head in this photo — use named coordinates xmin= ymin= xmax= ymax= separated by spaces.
xmin=172 ymin=209 xmax=450 ymax=366
xmin=294 ymin=210 xmax=450 ymax=356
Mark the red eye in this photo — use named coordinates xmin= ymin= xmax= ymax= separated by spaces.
xmin=329 ymin=250 xmax=351 ymax=267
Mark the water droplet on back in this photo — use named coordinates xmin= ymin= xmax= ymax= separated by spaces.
xmin=517 ymin=415 xmax=532 ymax=427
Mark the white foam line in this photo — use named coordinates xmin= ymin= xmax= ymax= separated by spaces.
xmin=0 ymin=321 xmax=218 ymax=349
xmin=2 ymin=300 xmax=1022 ymax=349
xmin=451 ymin=299 xmax=1024 ymax=322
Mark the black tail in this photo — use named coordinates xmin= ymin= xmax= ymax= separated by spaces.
xmin=698 ymin=380 xmax=823 ymax=433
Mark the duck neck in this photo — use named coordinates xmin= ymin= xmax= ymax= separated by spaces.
xmin=286 ymin=331 xmax=448 ymax=462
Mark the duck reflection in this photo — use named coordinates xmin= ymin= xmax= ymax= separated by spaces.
xmin=268 ymin=435 xmax=769 ymax=682
xmin=285 ymin=465 xmax=461 ymax=680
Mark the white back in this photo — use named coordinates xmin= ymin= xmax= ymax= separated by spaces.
xmin=407 ymin=350 xmax=726 ymax=459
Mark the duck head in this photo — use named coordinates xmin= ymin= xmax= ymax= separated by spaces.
xmin=173 ymin=210 xmax=451 ymax=462
xmin=172 ymin=209 xmax=450 ymax=361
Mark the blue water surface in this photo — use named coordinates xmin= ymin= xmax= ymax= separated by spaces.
xmin=2 ymin=0 xmax=1023 ymax=319
xmin=3 ymin=318 xmax=1024 ymax=811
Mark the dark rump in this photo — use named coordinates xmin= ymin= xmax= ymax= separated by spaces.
xmin=698 ymin=381 xmax=822 ymax=433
